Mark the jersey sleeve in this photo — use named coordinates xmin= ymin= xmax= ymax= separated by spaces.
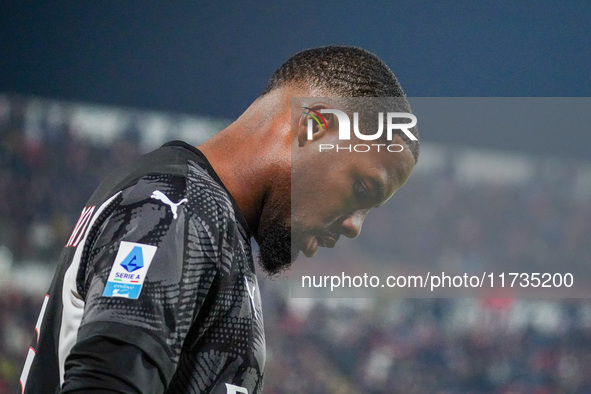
xmin=64 ymin=171 xmax=232 ymax=390
xmin=61 ymin=335 xmax=165 ymax=393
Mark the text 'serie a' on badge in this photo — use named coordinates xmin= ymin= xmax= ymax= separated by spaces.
xmin=102 ymin=241 xmax=157 ymax=299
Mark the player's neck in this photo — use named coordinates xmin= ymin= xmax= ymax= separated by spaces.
xmin=198 ymin=94 xmax=290 ymax=236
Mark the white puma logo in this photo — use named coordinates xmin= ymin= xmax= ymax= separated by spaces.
xmin=244 ymin=275 xmax=257 ymax=319
xmin=225 ymin=383 xmax=248 ymax=394
xmin=151 ymin=190 xmax=187 ymax=219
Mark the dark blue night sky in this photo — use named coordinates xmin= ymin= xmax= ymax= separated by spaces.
xmin=1 ymin=1 xmax=589 ymax=157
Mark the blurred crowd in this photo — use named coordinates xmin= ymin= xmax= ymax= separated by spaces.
xmin=362 ymin=154 xmax=591 ymax=280
xmin=261 ymin=291 xmax=591 ymax=393
xmin=0 ymin=97 xmax=141 ymax=265
xmin=1 ymin=95 xmax=590 ymax=392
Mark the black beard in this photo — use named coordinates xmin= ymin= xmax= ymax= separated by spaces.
xmin=257 ymin=223 xmax=295 ymax=276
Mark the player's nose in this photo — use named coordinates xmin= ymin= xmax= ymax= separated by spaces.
xmin=340 ymin=210 xmax=367 ymax=239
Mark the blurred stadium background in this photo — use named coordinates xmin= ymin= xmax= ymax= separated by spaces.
xmin=1 ymin=94 xmax=590 ymax=392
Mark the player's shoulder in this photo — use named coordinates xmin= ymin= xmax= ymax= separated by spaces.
xmin=122 ymin=140 xmax=234 ymax=215
xmin=185 ymin=160 xmax=235 ymax=217
xmin=116 ymin=148 xmax=240 ymax=235
xmin=86 ymin=141 xmax=246 ymax=251
xmin=119 ymin=173 xmax=187 ymax=209
xmin=87 ymin=140 xmax=196 ymax=206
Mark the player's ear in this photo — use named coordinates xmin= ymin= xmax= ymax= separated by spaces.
xmin=297 ymin=103 xmax=337 ymax=147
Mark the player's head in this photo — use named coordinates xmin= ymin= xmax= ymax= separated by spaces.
xmin=255 ymin=46 xmax=419 ymax=275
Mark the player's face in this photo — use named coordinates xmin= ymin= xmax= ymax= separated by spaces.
xmin=255 ymin=96 xmax=416 ymax=276
xmin=290 ymin=133 xmax=415 ymax=260
xmin=255 ymin=134 xmax=414 ymax=276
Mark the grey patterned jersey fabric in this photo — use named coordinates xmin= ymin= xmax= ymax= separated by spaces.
xmin=19 ymin=141 xmax=265 ymax=394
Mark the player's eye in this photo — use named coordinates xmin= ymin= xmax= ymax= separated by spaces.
xmin=354 ymin=180 xmax=370 ymax=201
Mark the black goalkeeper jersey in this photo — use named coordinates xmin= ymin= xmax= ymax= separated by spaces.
xmin=19 ymin=141 xmax=265 ymax=394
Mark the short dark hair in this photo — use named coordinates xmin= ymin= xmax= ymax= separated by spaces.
xmin=263 ymin=45 xmax=419 ymax=162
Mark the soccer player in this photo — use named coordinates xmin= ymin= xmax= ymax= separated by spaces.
xmin=18 ymin=46 xmax=419 ymax=393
